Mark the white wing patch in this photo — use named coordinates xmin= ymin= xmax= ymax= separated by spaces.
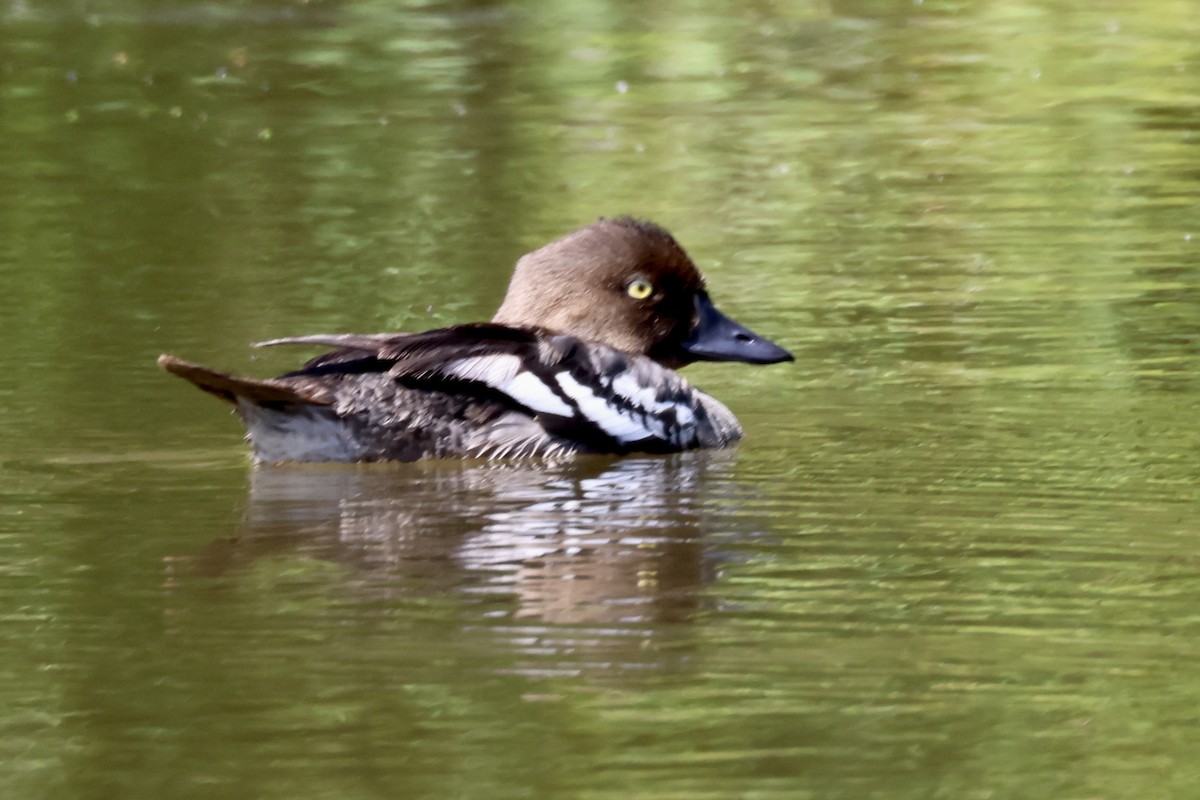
xmin=446 ymin=354 xmax=574 ymax=417
xmin=674 ymin=404 xmax=694 ymax=428
xmin=609 ymin=371 xmax=694 ymax=426
xmin=556 ymin=372 xmax=662 ymax=443
xmin=437 ymin=345 xmax=716 ymax=450
xmin=445 ymin=354 xmax=520 ymax=385
xmin=507 ymin=371 xmax=574 ymax=416
xmin=610 ymin=372 xmax=667 ymax=414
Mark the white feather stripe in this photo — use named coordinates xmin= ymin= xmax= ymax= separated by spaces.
xmin=507 ymin=371 xmax=574 ymax=416
xmin=556 ymin=373 xmax=657 ymax=443
xmin=608 ymin=366 xmax=695 ymax=432
xmin=446 ymin=354 xmax=521 ymax=385
xmin=610 ymin=371 xmax=677 ymax=415
xmin=446 ymin=355 xmax=574 ymax=416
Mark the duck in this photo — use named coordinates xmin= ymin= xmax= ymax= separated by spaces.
xmin=159 ymin=217 xmax=793 ymax=463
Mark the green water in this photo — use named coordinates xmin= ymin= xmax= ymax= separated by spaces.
xmin=2 ymin=1 xmax=1198 ymax=798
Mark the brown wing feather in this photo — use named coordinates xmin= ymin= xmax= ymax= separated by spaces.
xmin=254 ymin=333 xmax=405 ymax=351
xmin=255 ymin=333 xmax=410 ymax=371
xmin=157 ymin=354 xmax=334 ymax=406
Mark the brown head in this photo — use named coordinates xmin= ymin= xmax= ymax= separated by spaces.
xmin=492 ymin=217 xmax=792 ymax=369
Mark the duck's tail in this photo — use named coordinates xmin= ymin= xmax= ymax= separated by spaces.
xmin=157 ymin=354 xmax=333 ymax=407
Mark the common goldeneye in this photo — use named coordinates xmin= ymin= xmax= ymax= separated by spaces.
xmin=159 ymin=217 xmax=792 ymax=462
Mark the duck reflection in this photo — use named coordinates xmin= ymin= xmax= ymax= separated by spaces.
xmin=194 ymin=451 xmax=749 ymax=628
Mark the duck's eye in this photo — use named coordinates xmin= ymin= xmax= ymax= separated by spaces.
xmin=626 ymin=278 xmax=654 ymax=300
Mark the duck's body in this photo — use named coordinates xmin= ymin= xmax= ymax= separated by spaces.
xmin=161 ymin=325 xmax=741 ymax=462
xmin=160 ymin=218 xmax=791 ymax=463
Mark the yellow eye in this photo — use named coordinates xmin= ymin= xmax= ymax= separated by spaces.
xmin=626 ymin=278 xmax=654 ymax=300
